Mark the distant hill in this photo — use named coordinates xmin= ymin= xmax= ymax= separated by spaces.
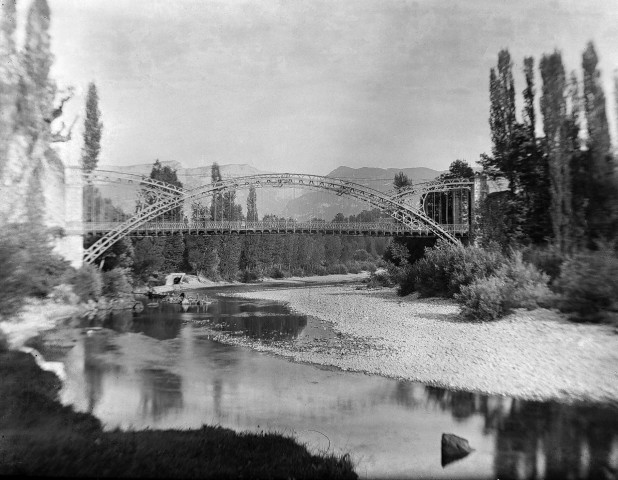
xmin=283 ymin=165 xmax=444 ymax=221
xmin=95 ymin=162 xmax=444 ymax=221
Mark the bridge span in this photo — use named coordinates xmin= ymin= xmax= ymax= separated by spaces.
xmin=84 ymin=220 xmax=470 ymax=238
xmin=80 ymin=170 xmax=478 ymax=264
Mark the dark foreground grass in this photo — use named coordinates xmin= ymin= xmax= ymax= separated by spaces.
xmin=0 ymin=351 xmax=357 ymax=479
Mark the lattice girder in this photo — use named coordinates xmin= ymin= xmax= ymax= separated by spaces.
xmin=84 ymin=173 xmax=463 ymax=264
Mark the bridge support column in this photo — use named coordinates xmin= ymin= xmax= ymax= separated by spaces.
xmin=55 ymin=165 xmax=83 ymax=268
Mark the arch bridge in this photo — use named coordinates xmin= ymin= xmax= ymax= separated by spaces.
xmin=81 ymin=170 xmax=474 ymax=265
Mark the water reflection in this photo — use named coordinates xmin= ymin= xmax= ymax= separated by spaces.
xmin=44 ymin=294 xmax=618 ymax=479
xmin=139 ymin=368 xmax=184 ymax=422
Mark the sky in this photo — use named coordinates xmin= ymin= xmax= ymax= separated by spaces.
xmin=33 ymin=0 xmax=618 ymax=174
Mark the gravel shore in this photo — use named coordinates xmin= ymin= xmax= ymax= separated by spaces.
xmin=227 ymin=285 xmax=618 ymax=403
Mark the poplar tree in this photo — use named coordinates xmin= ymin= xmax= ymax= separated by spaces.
xmin=581 ymin=42 xmax=617 ymax=242
xmin=540 ymin=51 xmax=572 ymax=252
xmin=246 ymin=185 xmax=258 ymax=222
xmin=582 ymin=42 xmax=612 ymax=179
xmin=81 ymin=82 xmax=103 ymax=172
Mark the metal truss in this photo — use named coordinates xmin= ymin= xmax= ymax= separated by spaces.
xmin=83 ymin=172 xmax=468 ymax=264
xmin=83 ymin=170 xmax=185 ymax=205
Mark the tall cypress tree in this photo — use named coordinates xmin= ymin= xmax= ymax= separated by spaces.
xmin=582 ymin=42 xmax=612 ymax=179
xmin=540 ymin=51 xmax=572 ymax=252
xmin=484 ymin=50 xmax=517 ymax=184
xmin=81 ymin=82 xmax=103 ymax=172
xmin=581 ymin=42 xmax=617 ymax=242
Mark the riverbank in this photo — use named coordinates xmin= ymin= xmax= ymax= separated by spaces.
xmin=139 ymin=272 xmax=371 ymax=294
xmin=0 ymin=349 xmax=357 ymax=478
xmin=227 ymin=285 xmax=618 ymax=403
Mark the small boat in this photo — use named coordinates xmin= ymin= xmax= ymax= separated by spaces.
xmin=146 ymin=302 xmax=160 ymax=308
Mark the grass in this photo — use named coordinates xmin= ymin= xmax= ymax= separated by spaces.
xmin=0 ymin=351 xmax=357 ymax=479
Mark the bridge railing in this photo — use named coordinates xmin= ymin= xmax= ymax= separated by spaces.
xmin=83 ymin=220 xmax=469 ymax=235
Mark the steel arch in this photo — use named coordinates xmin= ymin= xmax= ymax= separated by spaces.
xmin=83 ymin=170 xmax=185 ymax=203
xmin=83 ymin=173 xmax=464 ymax=264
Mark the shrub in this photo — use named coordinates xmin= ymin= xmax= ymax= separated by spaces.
xmin=63 ymin=265 xmax=103 ymax=302
xmin=521 ymin=244 xmax=565 ymax=282
xmin=240 ymin=269 xmax=261 ymax=283
xmin=269 ymin=267 xmax=286 ymax=279
xmin=352 ymin=249 xmax=370 ymax=261
xmin=0 ymin=224 xmax=72 ymax=317
xmin=327 ymin=263 xmax=348 ymax=275
xmin=366 ymin=270 xmax=394 ymax=288
xmin=48 ymin=284 xmax=80 ymax=305
xmin=312 ymin=265 xmax=328 ymax=276
xmin=457 ymin=253 xmax=551 ymax=321
xmin=101 ymin=268 xmax=133 ymax=297
xmin=346 ymin=262 xmax=361 ymax=274
xmin=553 ymin=248 xmax=618 ymax=322
xmin=402 ymin=240 xmax=504 ymax=298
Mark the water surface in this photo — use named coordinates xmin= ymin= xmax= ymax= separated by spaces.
xmin=42 ymin=288 xmax=618 ymax=479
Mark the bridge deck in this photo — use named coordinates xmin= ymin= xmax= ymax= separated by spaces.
xmin=83 ymin=221 xmax=469 ymax=237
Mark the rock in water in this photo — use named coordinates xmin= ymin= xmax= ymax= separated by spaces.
xmin=441 ymin=433 xmax=473 ymax=467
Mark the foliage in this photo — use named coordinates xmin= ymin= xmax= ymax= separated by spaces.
xmin=439 ymin=160 xmax=474 ymax=180
xmin=393 ymin=172 xmax=411 ymax=189
xmin=553 ymin=247 xmax=618 ymax=321
xmin=161 ymin=235 xmax=185 ymax=272
xmin=147 ymin=159 xmax=183 ymax=221
xmin=0 ymin=224 xmax=71 ymax=317
xmin=457 ymin=253 xmax=552 ymax=321
xmin=62 ymin=264 xmax=102 ymax=303
xmin=101 ymin=268 xmax=133 ymax=298
xmin=521 ymin=244 xmax=565 ymax=281
xmin=132 ymin=237 xmax=164 ymax=279
xmin=366 ymin=270 xmax=394 ymax=289
xmin=81 ymin=82 xmax=102 ymax=173
xmin=401 ymin=240 xmax=504 ymax=298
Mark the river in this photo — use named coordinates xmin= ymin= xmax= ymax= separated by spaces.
xmin=40 ymin=284 xmax=618 ymax=479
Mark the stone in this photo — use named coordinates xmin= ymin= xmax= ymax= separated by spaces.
xmin=441 ymin=433 xmax=473 ymax=467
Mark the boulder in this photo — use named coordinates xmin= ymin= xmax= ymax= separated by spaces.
xmin=441 ymin=433 xmax=473 ymax=467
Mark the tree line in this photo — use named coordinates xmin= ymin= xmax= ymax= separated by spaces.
xmin=478 ymin=42 xmax=617 ymax=251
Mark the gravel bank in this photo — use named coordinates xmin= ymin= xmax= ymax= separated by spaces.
xmin=227 ymin=285 xmax=618 ymax=403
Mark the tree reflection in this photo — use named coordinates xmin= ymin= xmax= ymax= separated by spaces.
xmin=138 ymin=368 xmax=184 ymax=422
xmin=413 ymin=384 xmax=618 ymax=479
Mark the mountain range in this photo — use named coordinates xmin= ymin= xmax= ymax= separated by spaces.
xmin=99 ymin=162 xmax=443 ymax=220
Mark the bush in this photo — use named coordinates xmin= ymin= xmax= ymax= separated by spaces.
xmin=312 ymin=265 xmax=328 ymax=276
xmin=401 ymin=240 xmax=504 ymax=298
xmin=356 ymin=261 xmax=377 ymax=273
xmin=101 ymin=268 xmax=133 ymax=297
xmin=457 ymin=253 xmax=551 ymax=321
xmin=553 ymin=248 xmax=618 ymax=322
xmin=239 ymin=269 xmax=261 ymax=283
xmin=366 ymin=270 xmax=394 ymax=288
xmin=521 ymin=244 xmax=565 ymax=282
xmin=48 ymin=284 xmax=80 ymax=305
xmin=352 ymin=249 xmax=370 ymax=261
xmin=269 ymin=267 xmax=286 ymax=279
xmin=0 ymin=224 xmax=72 ymax=317
xmin=63 ymin=265 xmax=103 ymax=302
xmin=346 ymin=262 xmax=361 ymax=274
xmin=327 ymin=263 xmax=348 ymax=275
